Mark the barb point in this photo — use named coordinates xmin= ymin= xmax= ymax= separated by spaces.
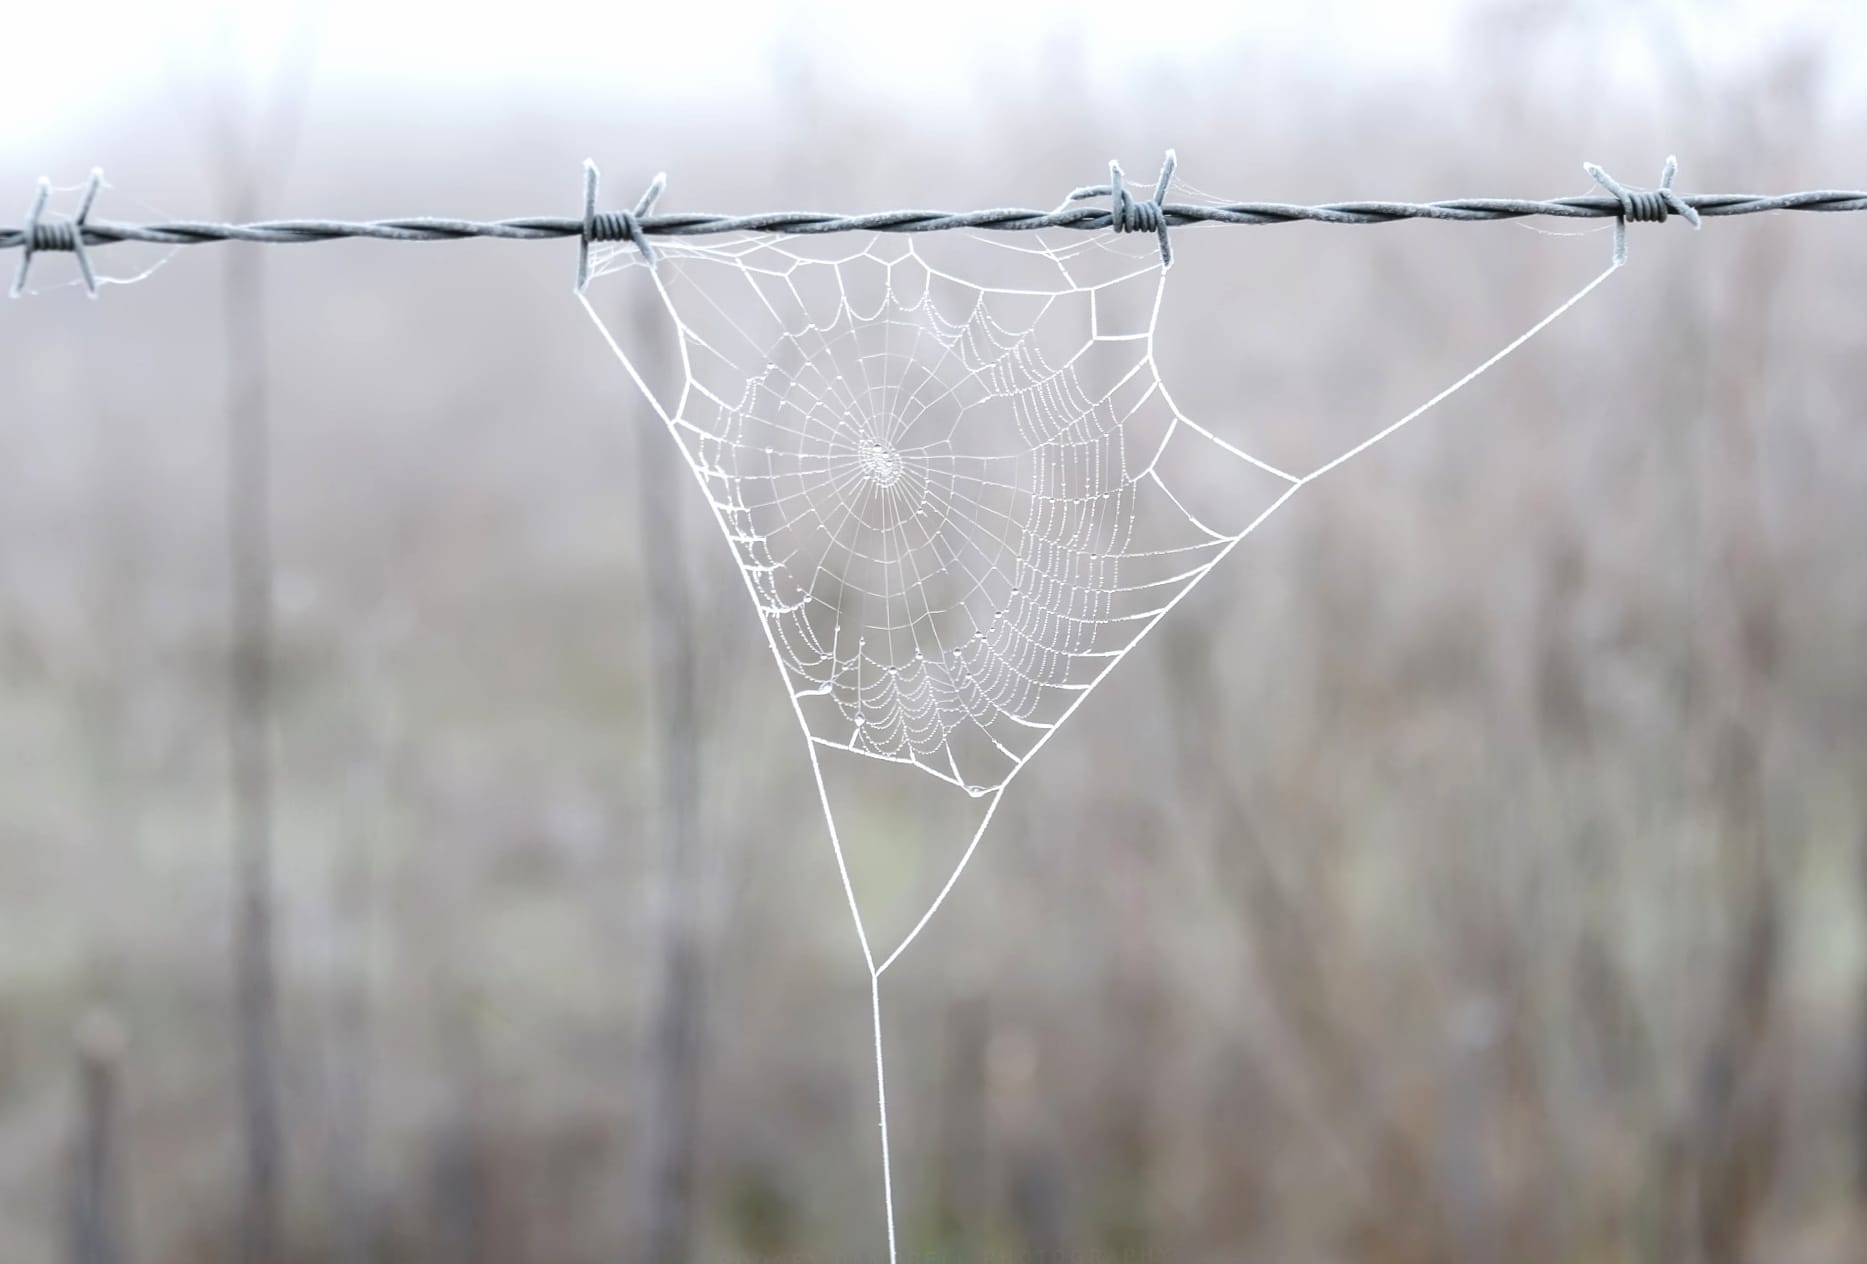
xmin=1068 ymin=149 xmax=1178 ymax=267
xmin=577 ymin=159 xmax=600 ymax=293
xmin=11 ymin=170 xmax=105 ymax=298
xmin=578 ymin=161 xmax=664 ymax=290
xmin=1584 ymin=154 xmax=1698 ymax=268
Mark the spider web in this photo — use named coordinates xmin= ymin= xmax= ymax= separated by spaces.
xmin=655 ymin=240 xmax=1293 ymax=793
xmin=579 ymin=184 xmax=1618 ymax=1262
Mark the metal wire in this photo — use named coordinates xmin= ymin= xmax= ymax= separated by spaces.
xmin=7 ymin=152 xmax=1865 ymax=296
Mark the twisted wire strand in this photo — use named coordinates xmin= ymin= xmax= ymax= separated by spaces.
xmin=9 ymin=190 xmax=1866 ymax=253
xmin=7 ymin=150 xmax=1864 ymax=298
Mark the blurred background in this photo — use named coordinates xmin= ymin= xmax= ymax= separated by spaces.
xmin=4 ymin=0 xmax=1867 ymax=1260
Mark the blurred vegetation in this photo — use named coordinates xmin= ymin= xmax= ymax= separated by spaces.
xmin=3 ymin=2 xmax=1867 ymax=1261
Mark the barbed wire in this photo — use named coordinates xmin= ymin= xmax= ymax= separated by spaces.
xmin=8 ymin=152 xmax=1865 ymax=297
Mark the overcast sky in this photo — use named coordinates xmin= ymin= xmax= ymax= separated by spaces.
xmin=5 ymin=0 xmax=1860 ymax=162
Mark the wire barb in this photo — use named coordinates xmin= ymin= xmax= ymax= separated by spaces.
xmin=578 ymin=160 xmax=666 ymax=290
xmin=1070 ymin=150 xmax=1178 ymax=266
xmin=1583 ymin=155 xmax=1701 ymax=267
xmin=11 ymin=168 xmax=104 ymax=298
